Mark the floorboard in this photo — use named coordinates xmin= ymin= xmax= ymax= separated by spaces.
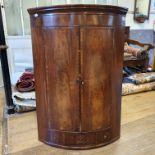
xmin=1 ymin=89 xmax=155 ymax=155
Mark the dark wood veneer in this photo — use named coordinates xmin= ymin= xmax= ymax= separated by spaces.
xmin=28 ymin=5 xmax=128 ymax=149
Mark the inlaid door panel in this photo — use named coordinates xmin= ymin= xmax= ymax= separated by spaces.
xmin=43 ymin=27 xmax=80 ymax=131
xmin=80 ymin=27 xmax=114 ymax=131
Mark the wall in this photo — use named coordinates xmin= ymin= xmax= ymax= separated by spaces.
xmin=118 ymin=0 xmax=155 ymax=64
xmin=118 ymin=0 xmax=155 ymax=29
xmin=2 ymin=0 xmax=155 ymax=34
xmin=1 ymin=0 xmax=155 ymax=83
xmin=1 ymin=0 xmax=155 ymax=32
xmin=2 ymin=0 xmax=117 ymax=36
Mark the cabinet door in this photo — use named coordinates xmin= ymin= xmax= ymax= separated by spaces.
xmin=43 ymin=27 xmax=80 ymax=131
xmin=80 ymin=27 xmax=114 ymax=131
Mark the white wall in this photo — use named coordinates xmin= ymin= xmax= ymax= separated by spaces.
xmin=1 ymin=0 xmax=155 ymax=84
xmin=5 ymin=35 xmax=34 ymax=84
xmin=118 ymin=0 xmax=155 ymax=29
xmin=126 ymin=13 xmax=155 ymax=29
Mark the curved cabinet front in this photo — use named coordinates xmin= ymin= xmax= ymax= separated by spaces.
xmin=28 ymin=5 xmax=128 ymax=149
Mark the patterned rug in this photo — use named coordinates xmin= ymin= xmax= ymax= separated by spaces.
xmin=122 ymin=72 xmax=155 ymax=95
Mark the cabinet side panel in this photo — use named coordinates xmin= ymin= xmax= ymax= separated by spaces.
xmin=81 ymin=27 xmax=114 ymax=131
xmin=43 ymin=27 xmax=80 ymax=131
xmin=31 ymin=25 xmax=49 ymax=140
xmin=111 ymin=25 xmax=125 ymax=139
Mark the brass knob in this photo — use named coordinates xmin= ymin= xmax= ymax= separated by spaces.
xmin=76 ymin=79 xmax=85 ymax=85
xmin=81 ymin=81 xmax=85 ymax=85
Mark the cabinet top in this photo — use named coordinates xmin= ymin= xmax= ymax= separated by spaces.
xmin=28 ymin=4 xmax=128 ymax=15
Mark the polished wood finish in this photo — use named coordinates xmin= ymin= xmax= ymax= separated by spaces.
xmin=28 ymin=5 xmax=127 ymax=149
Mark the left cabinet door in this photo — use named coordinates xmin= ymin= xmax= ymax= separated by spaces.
xmin=43 ymin=27 xmax=80 ymax=131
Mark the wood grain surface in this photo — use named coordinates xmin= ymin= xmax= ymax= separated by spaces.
xmin=28 ymin=5 xmax=127 ymax=149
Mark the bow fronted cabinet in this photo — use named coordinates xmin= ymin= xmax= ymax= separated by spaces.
xmin=28 ymin=5 xmax=128 ymax=149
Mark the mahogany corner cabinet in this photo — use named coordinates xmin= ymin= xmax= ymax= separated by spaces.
xmin=28 ymin=5 xmax=128 ymax=150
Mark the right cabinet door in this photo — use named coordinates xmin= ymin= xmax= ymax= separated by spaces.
xmin=80 ymin=27 xmax=114 ymax=132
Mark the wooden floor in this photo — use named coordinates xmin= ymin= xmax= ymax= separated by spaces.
xmin=1 ymin=89 xmax=155 ymax=155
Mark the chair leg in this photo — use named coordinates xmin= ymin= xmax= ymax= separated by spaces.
xmin=143 ymin=57 xmax=149 ymax=72
xmin=152 ymin=49 xmax=155 ymax=70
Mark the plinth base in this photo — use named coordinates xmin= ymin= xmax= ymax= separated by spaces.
xmin=39 ymin=128 xmax=120 ymax=150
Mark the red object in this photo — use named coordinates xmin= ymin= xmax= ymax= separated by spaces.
xmin=19 ymin=72 xmax=34 ymax=81
xmin=16 ymin=72 xmax=35 ymax=92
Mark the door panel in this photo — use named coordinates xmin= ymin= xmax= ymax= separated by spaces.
xmin=43 ymin=27 xmax=80 ymax=131
xmin=81 ymin=27 xmax=114 ymax=131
